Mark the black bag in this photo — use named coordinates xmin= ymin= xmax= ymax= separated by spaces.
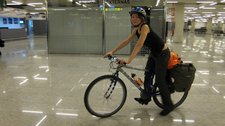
xmin=168 ymin=63 xmax=196 ymax=92
xmin=0 ymin=39 xmax=5 ymax=47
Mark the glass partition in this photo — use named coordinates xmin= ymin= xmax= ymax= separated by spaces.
xmin=47 ymin=0 xmax=103 ymax=54
xmin=150 ymin=7 xmax=166 ymax=41
xmin=47 ymin=0 xmax=166 ymax=54
xmin=105 ymin=6 xmax=131 ymax=54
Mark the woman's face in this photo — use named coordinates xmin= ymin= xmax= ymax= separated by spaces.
xmin=130 ymin=13 xmax=142 ymax=27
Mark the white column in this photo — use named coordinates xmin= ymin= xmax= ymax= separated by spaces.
xmin=191 ymin=20 xmax=195 ymax=33
xmin=206 ymin=18 xmax=212 ymax=34
xmin=173 ymin=4 xmax=184 ymax=43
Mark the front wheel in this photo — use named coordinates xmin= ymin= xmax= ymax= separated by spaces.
xmin=84 ymin=75 xmax=127 ymax=118
xmin=152 ymin=84 xmax=189 ymax=109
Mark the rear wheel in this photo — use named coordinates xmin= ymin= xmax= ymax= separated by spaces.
xmin=152 ymin=84 xmax=189 ymax=109
xmin=84 ymin=75 xmax=127 ymax=118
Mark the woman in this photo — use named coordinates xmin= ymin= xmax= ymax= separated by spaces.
xmin=104 ymin=7 xmax=174 ymax=116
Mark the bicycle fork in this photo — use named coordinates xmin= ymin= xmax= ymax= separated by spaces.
xmin=104 ymin=71 xmax=119 ymax=99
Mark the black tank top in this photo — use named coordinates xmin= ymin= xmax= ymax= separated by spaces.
xmin=136 ymin=23 xmax=165 ymax=56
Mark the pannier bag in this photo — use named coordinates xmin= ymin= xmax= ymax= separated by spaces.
xmin=168 ymin=63 xmax=196 ymax=92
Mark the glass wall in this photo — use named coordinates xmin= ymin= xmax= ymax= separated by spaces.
xmin=47 ymin=0 xmax=166 ymax=54
xmin=105 ymin=7 xmax=131 ymax=54
xmin=48 ymin=6 xmax=103 ymax=54
xmin=47 ymin=0 xmax=130 ymax=54
xmin=150 ymin=7 xmax=166 ymax=41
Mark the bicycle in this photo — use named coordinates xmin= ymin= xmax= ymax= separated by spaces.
xmin=84 ymin=56 xmax=189 ymax=118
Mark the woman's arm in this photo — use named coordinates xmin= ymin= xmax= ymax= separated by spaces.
xmin=126 ymin=25 xmax=150 ymax=64
xmin=104 ymin=28 xmax=137 ymax=57
xmin=111 ymin=28 xmax=137 ymax=53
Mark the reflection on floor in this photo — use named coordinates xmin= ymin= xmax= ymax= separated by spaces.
xmin=0 ymin=34 xmax=225 ymax=126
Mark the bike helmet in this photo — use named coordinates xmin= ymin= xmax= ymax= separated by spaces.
xmin=129 ymin=7 xmax=146 ymax=19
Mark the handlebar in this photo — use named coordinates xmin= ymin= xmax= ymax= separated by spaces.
xmin=106 ymin=55 xmax=146 ymax=71
xmin=107 ymin=55 xmax=118 ymax=62
xmin=107 ymin=55 xmax=126 ymax=65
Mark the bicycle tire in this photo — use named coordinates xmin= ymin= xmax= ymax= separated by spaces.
xmin=84 ymin=75 xmax=127 ymax=118
xmin=152 ymin=84 xmax=189 ymax=109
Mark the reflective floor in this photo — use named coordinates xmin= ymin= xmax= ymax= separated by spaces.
xmin=0 ymin=33 xmax=225 ymax=126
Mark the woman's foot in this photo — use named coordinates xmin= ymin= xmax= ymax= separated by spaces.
xmin=160 ymin=105 xmax=175 ymax=116
xmin=134 ymin=90 xmax=151 ymax=105
xmin=134 ymin=97 xmax=151 ymax=105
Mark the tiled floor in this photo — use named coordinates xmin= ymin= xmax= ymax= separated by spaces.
xmin=0 ymin=33 xmax=225 ymax=126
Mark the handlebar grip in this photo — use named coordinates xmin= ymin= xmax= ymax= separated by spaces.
xmin=107 ymin=55 xmax=112 ymax=60
xmin=118 ymin=60 xmax=127 ymax=65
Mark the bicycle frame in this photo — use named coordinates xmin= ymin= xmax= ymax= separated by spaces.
xmin=84 ymin=57 xmax=189 ymax=117
xmin=110 ymin=62 xmax=145 ymax=92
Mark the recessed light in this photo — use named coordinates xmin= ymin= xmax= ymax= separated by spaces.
xmin=196 ymin=1 xmax=214 ymax=4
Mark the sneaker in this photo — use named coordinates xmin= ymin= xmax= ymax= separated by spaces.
xmin=134 ymin=97 xmax=151 ymax=105
xmin=160 ymin=105 xmax=175 ymax=116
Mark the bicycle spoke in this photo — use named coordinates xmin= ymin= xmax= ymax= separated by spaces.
xmin=153 ymin=85 xmax=189 ymax=109
xmin=84 ymin=75 xmax=127 ymax=117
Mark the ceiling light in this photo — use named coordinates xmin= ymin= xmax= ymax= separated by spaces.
xmin=202 ymin=12 xmax=213 ymax=13
xmin=105 ymin=1 xmax=111 ymax=7
xmin=52 ymin=8 xmax=66 ymax=11
xmin=27 ymin=3 xmax=44 ymax=7
xmin=156 ymin=0 xmax=160 ymax=6
xmin=75 ymin=2 xmax=81 ymax=5
xmin=167 ymin=0 xmax=178 ymax=3
xmin=210 ymin=2 xmax=217 ymax=5
xmin=12 ymin=1 xmax=23 ymax=4
xmin=27 ymin=4 xmax=35 ymax=7
xmin=199 ymin=6 xmax=204 ymax=9
xmin=7 ymin=3 xmax=20 ymax=5
xmin=7 ymin=1 xmax=23 ymax=5
xmin=35 ymin=7 xmax=46 ymax=10
xmin=196 ymin=1 xmax=214 ymax=4
xmin=202 ymin=7 xmax=216 ymax=9
xmin=30 ymin=12 xmax=39 ymax=14
xmin=185 ymin=11 xmax=197 ymax=14
xmin=185 ymin=7 xmax=197 ymax=9
xmin=188 ymin=17 xmax=194 ymax=20
xmin=28 ymin=3 xmax=43 ymax=5
xmin=78 ymin=0 xmax=95 ymax=3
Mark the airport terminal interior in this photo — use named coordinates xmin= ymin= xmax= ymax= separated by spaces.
xmin=1 ymin=0 xmax=225 ymax=126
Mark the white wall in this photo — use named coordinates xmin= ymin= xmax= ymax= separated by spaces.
xmin=222 ymin=24 xmax=225 ymax=32
xmin=195 ymin=22 xmax=206 ymax=29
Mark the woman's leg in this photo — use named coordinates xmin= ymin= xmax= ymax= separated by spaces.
xmin=143 ymin=55 xmax=155 ymax=98
xmin=154 ymin=48 xmax=174 ymax=115
xmin=134 ymin=55 xmax=154 ymax=105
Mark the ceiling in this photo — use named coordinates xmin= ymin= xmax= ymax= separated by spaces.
xmin=167 ymin=0 xmax=225 ymax=23
xmin=0 ymin=0 xmax=47 ymax=18
xmin=0 ymin=0 xmax=224 ymax=23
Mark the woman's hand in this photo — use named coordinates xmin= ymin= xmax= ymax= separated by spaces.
xmin=117 ymin=58 xmax=129 ymax=64
xmin=104 ymin=51 xmax=113 ymax=58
